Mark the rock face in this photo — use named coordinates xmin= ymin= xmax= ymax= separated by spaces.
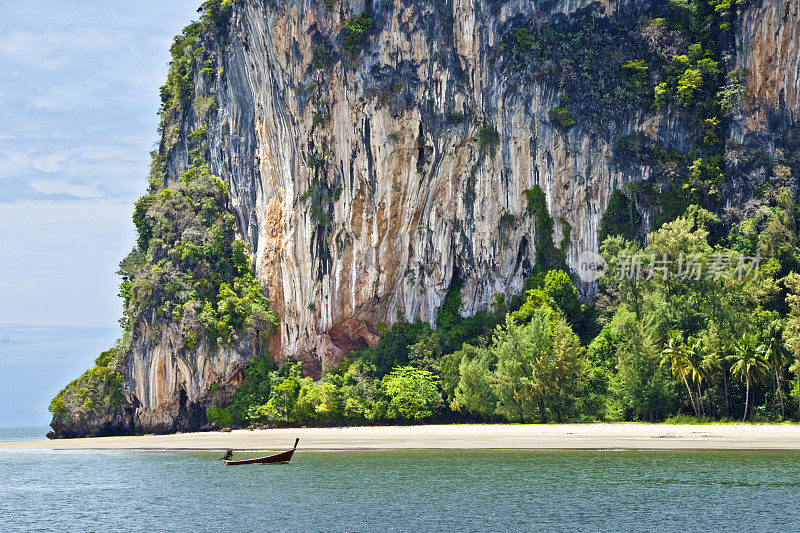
xmin=737 ymin=0 xmax=800 ymax=127
xmin=162 ymin=0 xmax=681 ymax=374
xmin=48 ymin=406 xmax=133 ymax=439
xmin=66 ymin=0 xmax=800 ymax=435
xmin=122 ymin=321 xmax=254 ymax=433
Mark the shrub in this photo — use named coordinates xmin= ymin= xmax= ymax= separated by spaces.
xmin=343 ymin=13 xmax=374 ymax=55
xmin=206 ymin=406 xmax=233 ymax=427
xmin=312 ymin=112 xmax=328 ymax=128
xmin=676 ymin=68 xmax=703 ymax=106
xmin=354 ymin=317 xmax=433 ymax=376
xmin=132 ymin=195 xmax=155 ymax=249
xmin=311 ymin=44 xmax=333 ymax=68
xmin=188 ymin=126 xmax=207 ymax=141
xmin=478 ymin=126 xmax=500 ymax=156
xmin=194 ymin=96 xmax=218 ymax=119
xmin=523 ymin=186 xmax=568 ymax=272
xmin=599 ymin=189 xmax=642 ymax=243
xmin=512 ymin=28 xmax=537 ymax=55
xmin=198 ymin=0 xmax=240 ymax=31
xmin=543 ymin=270 xmax=582 ymax=326
xmin=549 ymin=106 xmax=575 ymax=128
xmin=49 ymin=349 xmax=124 ymax=424
xmin=654 ymin=82 xmax=671 ymax=109
xmin=622 ymin=59 xmax=649 ymax=90
xmin=717 ymin=70 xmax=748 ymax=115
xmin=199 ymin=60 xmax=215 ymax=80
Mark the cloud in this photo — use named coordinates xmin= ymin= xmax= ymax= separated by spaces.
xmin=0 ymin=1 xmax=207 ymax=207
xmin=0 ymin=148 xmax=30 ymax=178
xmin=29 ymin=179 xmax=105 ymax=199
xmin=0 ymin=29 xmax=124 ymax=71
xmin=0 ymin=140 xmax=152 ymax=203
xmin=31 ymin=153 xmax=68 ymax=173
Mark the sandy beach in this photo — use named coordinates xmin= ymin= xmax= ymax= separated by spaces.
xmin=3 ymin=424 xmax=800 ymax=451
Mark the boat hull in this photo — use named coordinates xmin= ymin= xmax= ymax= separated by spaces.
xmin=224 ymin=448 xmax=295 ymax=465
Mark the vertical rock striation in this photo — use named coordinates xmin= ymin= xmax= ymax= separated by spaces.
xmin=162 ymin=0 xmax=679 ymax=374
xmin=124 ymin=322 xmax=254 ymax=433
xmin=737 ymin=0 xmax=800 ymax=128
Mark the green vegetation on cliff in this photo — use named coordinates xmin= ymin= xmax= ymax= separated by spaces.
xmin=496 ymin=7 xmax=655 ymax=131
xmin=130 ymin=0 xmax=277 ymax=350
xmin=49 ymin=348 xmax=125 ymax=430
xmin=52 ymin=160 xmax=277 ymax=433
xmin=343 ymin=12 xmax=374 ymax=55
xmin=159 ymin=0 xmax=239 ymax=124
xmin=121 ymin=164 xmax=277 ymax=349
xmin=52 ymin=159 xmax=277 ymax=432
xmin=496 ymin=0 xmax=759 ymax=230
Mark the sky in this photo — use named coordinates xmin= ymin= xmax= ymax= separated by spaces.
xmin=0 ymin=0 xmax=202 ymax=427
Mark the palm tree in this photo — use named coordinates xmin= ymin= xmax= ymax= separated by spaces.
xmin=791 ymin=359 xmax=800 ymax=418
xmin=660 ymin=330 xmax=699 ymax=417
xmin=684 ymin=335 xmax=705 ymax=417
xmin=728 ymin=332 xmax=769 ymax=421
xmin=759 ymin=319 xmax=789 ymax=419
xmin=700 ymin=325 xmax=730 ymax=417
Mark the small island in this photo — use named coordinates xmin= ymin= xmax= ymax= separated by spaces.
xmin=47 ymin=0 xmax=800 ymax=438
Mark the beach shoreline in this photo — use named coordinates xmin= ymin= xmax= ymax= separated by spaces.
xmin=3 ymin=423 xmax=800 ymax=451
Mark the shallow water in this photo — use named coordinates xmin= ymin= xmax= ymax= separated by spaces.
xmin=0 ymin=426 xmax=50 ymax=442
xmin=1 ymin=442 xmax=799 ymax=531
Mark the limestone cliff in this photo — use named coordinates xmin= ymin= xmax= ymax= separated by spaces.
xmin=50 ymin=0 xmax=800 ymax=435
xmin=162 ymin=0 xmax=680 ymax=373
xmin=123 ymin=323 xmax=255 ymax=433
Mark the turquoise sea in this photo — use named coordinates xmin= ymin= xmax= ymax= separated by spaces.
xmin=0 ymin=426 xmax=50 ymax=442
xmin=2 ymin=428 xmax=800 ymax=531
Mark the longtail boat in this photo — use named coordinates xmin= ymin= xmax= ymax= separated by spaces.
xmin=223 ymin=438 xmax=299 ymax=465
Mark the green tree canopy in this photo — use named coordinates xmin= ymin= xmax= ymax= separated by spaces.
xmin=382 ymin=366 xmax=443 ymax=420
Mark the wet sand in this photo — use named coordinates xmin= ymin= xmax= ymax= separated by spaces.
xmin=3 ymin=423 xmax=800 ymax=451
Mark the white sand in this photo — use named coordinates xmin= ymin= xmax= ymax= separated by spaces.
xmin=3 ymin=424 xmax=800 ymax=451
